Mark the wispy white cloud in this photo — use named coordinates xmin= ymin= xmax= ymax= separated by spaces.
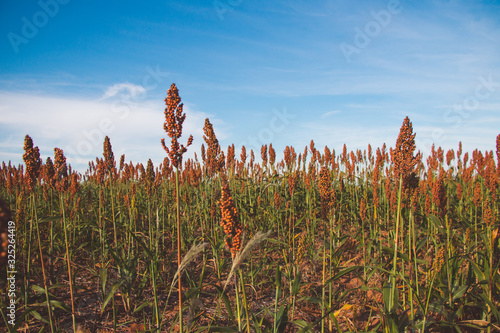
xmin=321 ymin=110 xmax=341 ymax=118
xmin=0 ymin=88 xmax=224 ymax=171
xmin=100 ymin=82 xmax=146 ymax=100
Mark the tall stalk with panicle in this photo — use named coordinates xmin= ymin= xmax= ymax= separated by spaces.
xmin=24 ymin=135 xmax=55 ymax=332
xmin=318 ymin=165 xmax=332 ymax=332
xmin=220 ymin=179 xmax=245 ymax=330
xmin=144 ymin=158 xmax=160 ymax=326
xmin=103 ymin=136 xmax=117 ymax=247
xmin=385 ymin=117 xmax=420 ymax=328
xmin=54 ymin=148 xmax=76 ymax=332
xmin=203 ymin=117 xmax=225 ymax=240
xmin=161 ymin=83 xmax=193 ymax=332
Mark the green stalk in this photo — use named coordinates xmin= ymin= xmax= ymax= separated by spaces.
xmin=274 ymin=266 xmax=281 ymax=333
xmin=389 ymin=177 xmax=403 ymax=312
xmin=60 ymin=195 xmax=76 ymax=332
xmin=175 ymin=168 xmax=183 ymax=332
xmin=235 ymin=273 xmax=241 ymax=331
xmin=444 ymin=215 xmax=453 ymax=310
xmin=152 ymin=259 xmax=159 ymax=328
xmin=148 ymin=195 xmax=159 ymax=327
xmin=400 ymin=195 xmax=406 ymax=310
xmin=99 ymin=185 xmax=105 ymax=269
xmin=409 ymin=209 xmax=418 ymax=325
xmin=153 ymin=209 xmax=160 ymax=328
xmin=329 ymin=216 xmax=334 ymax=332
xmin=33 ymin=194 xmax=55 ymax=333
xmin=321 ymin=243 xmax=326 ymax=333
xmin=362 ymin=216 xmax=366 ymax=280
xmin=239 ymin=269 xmax=251 ymax=333
xmin=112 ymin=292 xmax=116 ymax=333
xmin=110 ymin=184 xmax=117 ymax=247
xmin=487 ymin=224 xmax=494 ymax=333
xmin=24 ymin=195 xmax=33 ymax=323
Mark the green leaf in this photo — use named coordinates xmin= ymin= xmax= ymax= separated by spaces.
xmin=100 ymin=268 xmax=108 ymax=296
xmin=466 ymin=259 xmax=486 ymax=282
xmin=30 ymin=310 xmax=49 ymax=324
xmin=451 ymin=285 xmax=469 ymax=301
xmin=50 ymin=300 xmax=71 ymax=312
xmin=292 ymin=270 xmax=301 ymax=296
xmin=130 ymin=231 xmax=154 ymax=260
xmin=101 ymin=280 xmax=125 ymax=313
xmin=324 ymin=266 xmax=360 ymax=285
xmin=383 ymin=280 xmax=398 ymax=314
xmin=298 ymin=296 xmax=322 ymax=304
xmin=31 ymin=285 xmax=56 ymax=298
xmin=38 ymin=216 xmax=62 ymax=224
xmin=292 ymin=320 xmax=309 ymax=329
xmin=133 ymin=301 xmax=152 ymax=313
xmin=195 ymin=326 xmax=239 ymax=332
xmin=275 ymin=303 xmax=290 ymax=333
xmin=212 ymin=285 xmax=234 ymax=321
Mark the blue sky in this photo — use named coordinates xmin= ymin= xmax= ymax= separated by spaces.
xmin=1 ymin=0 xmax=500 ymax=171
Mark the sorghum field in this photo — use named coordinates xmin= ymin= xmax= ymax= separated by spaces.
xmin=1 ymin=84 xmax=499 ymax=333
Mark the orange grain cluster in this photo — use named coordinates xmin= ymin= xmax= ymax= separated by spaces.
xmin=274 ymin=191 xmax=281 ymax=209
xmin=261 ymin=144 xmax=268 ymax=167
xmin=372 ymin=149 xmax=383 ymax=211
xmin=284 ymin=146 xmax=296 ymax=170
xmin=203 ymin=118 xmax=225 ymax=177
xmin=43 ymin=157 xmax=56 ymax=189
xmin=54 ymin=148 xmax=69 ymax=192
xmin=392 ymin=116 xmax=420 ymax=194
xmin=269 ymin=144 xmax=276 ymax=167
xmin=22 ymin=135 xmax=42 ymax=191
xmin=220 ymin=181 xmax=242 ymax=258
xmin=161 ymin=83 xmax=193 ymax=169
xmin=318 ymin=166 xmax=332 ymax=219
xmin=226 ymin=144 xmax=235 ymax=173
xmin=360 ymin=198 xmax=367 ymax=222
xmin=145 ymin=159 xmax=155 ymax=196
xmin=288 ymin=171 xmax=299 ymax=197
xmin=103 ymin=136 xmax=116 ymax=181
xmin=432 ymin=169 xmax=447 ymax=220
xmin=496 ymin=134 xmax=500 ymax=178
